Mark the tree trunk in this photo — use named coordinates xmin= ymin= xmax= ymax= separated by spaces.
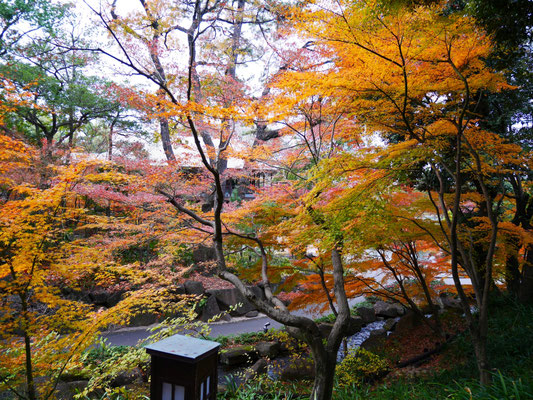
xmin=310 ymin=352 xmax=337 ymax=400
xmin=505 ymin=251 xmax=521 ymax=297
xmin=474 ymin=334 xmax=491 ymax=385
xmin=20 ymin=295 xmax=36 ymax=400
xmin=508 ymin=176 xmax=532 ymax=301
xmin=108 ymin=117 xmax=116 ymax=161
xmin=24 ymin=331 xmax=36 ymax=400
xmin=159 ymin=117 xmax=176 ymax=161
xmin=519 ymin=246 xmax=533 ymax=303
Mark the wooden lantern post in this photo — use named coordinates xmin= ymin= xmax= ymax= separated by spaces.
xmin=145 ymin=334 xmax=220 ymax=400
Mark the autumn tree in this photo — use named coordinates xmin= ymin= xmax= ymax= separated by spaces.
xmin=467 ymin=0 xmax=533 ymax=302
xmin=0 ymin=131 xmax=193 ymax=400
xmin=0 ymin=0 xmax=65 ymax=57
xmin=0 ymin=137 xmax=104 ymax=400
xmin=282 ymin=184 xmax=450 ymax=336
xmin=285 ymin=0 xmax=530 ymax=385
xmin=0 ymin=4 xmax=214 ymax=398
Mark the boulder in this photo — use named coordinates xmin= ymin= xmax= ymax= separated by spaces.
xmin=106 ymin=291 xmax=124 ymax=308
xmin=128 ymin=312 xmax=158 ymax=327
xmin=200 ymin=295 xmax=221 ymax=322
xmin=255 ymin=341 xmax=281 ymax=358
xmin=346 ymin=316 xmax=363 ymax=335
xmin=56 ymin=380 xmax=88 ymax=400
xmin=244 ymin=359 xmax=268 ymax=381
xmin=360 ymin=331 xmax=387 ymax=352
xmin=356 ymin=306 xmax=376 ymax=324
xmin=279 ymin=358 xmax=315 ymax=381
xmin=437 ymin=293 xmax=462 ymax=310
xmin=89 ymin=289 xmax=124 ymax=307
xmin=394 ymin=312 xmax=424 ymax=336
xmin=89 ymin=290 xmax=109 ymax=305
xmin=192 ymin=245 xmax=216 ymax=263
xmin=245 ymin=310 xmax=259 ymax=318
xmin=374 ymin=301 xmax=405 ymax=318
xmin=169 ymin=284 xmax=186 ymax=295
xmin=207 ymin=288 xmax=256 ymax=316
xmin=62 ymin=287 xmax=90 ymax=303
xmin=109 ymin=368 xmax=143 ymax=387
xmin=218 ymin=313 xmax=232 ymax=322
xmin=184 ymin=280 xmax=205 ymax=295
xmin=369 ymin=328 xmax=386 ymax=338
xmin=219 ymin=346 xmax=258 ymax=366
xmin=396 ymin=305 xmax=406 ymax=316
xmin=383 ymin=318 xmax=397 ymax=332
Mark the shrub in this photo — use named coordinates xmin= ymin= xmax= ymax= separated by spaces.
xmin=335 ymin=348 xmax=390 ymax=388
xmin=81 ymin=340 xmax=130 ymax=366
xmin=211 ymin=331 xmax=272 ymax=348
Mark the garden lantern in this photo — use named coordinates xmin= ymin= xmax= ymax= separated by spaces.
xmin=145 ymin=334 xmax=220 ymax=400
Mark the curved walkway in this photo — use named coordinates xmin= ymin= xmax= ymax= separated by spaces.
xmin=102 ymin=296 xmax=365 ymax=346
xmin=102 ymin=314 xmax=283 ymax=346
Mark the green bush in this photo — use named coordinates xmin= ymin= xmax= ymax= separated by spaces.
xmin=335 ymin=348 xmax=390 ymax=388
xmin=212 ymin=331 xmax=271 ymax=348
xmin=314 ymin=313 xmax=336 ymax=323
xmin=81 ymin=340 xmax=130 ymax=366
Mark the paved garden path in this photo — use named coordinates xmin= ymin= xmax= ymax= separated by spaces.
xmin=101 ymin=315 xmax=283 ymax=346
xmin=102 ymin=297 xmax=365 ymax=346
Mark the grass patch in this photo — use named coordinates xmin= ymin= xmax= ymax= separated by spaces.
xmin=331 ymin=372 xmax=533 ymax=399
xmin=211 ymin=331 xmax=272 ymax=348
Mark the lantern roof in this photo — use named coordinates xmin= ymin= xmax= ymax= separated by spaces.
xmin=145 ymin=334 xmax=220 ymax=362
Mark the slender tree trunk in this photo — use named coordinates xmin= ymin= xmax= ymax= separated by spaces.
xmin=20 ymin=295 xmax=36 ymax=400
xmin=159 ymin=117 xmax=176 ymax=162
xmin=474 ymin=332 xmax=491 ymax=385
xmin=107 ymin=118 xmax=116 ymax=161
xmin=24 ymin=331 xmax=36 ymax=400
xmin=505 ymin=251 xmax=521 ymax=297
xmin=414 ymin=265 xmax=444 ymax=335
xmin=310 ymin=350 xmax=337 ymax=400
xmin=318 ymin=266 xmax=337 ymax=316
xmin=519 ymin=247 xmax=533 ymax=303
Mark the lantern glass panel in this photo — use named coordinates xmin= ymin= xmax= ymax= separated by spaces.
xmin=174 ymin=385 xmax=184 ymax=400
xmin=162 ymin=382 xmax=184 ymax=400
xmin=162 ymin=383 xmax=171 ymax=400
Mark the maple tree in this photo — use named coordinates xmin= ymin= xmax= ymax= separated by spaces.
xmin=0 ymin=134 xmax=194 ymax=399
xmin=0 ymin=137 xmax=102 ymax=400
xmin=282 ymin=0 xmax=531 ymax=385
xmin=284 ymin=186 xmax=450 ymax=335
xmin=468 ymin=0 xmax=533 ymax=302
